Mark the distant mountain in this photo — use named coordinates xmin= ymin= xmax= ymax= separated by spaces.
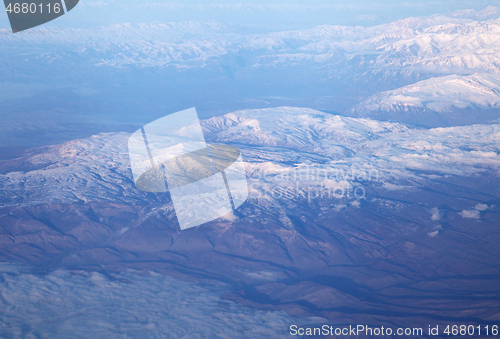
xmin=450 ymin=5 xmax=500 ymax=21
xmin=4 ymin=9 xmax=499 ymax=73
xmin=1 ymin=7 xmax=499 ymax=133
xmin=349 ymin=74 xmax=500 ymax=126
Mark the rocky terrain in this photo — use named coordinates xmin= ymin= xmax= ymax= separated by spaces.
xmin=1 ymin=107 xmax=499 ymax=328
xmin=2 ymin=7 xmax=500 ymax=153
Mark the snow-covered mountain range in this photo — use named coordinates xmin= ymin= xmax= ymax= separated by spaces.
xmin=2 ymin=107 xmax=499 ymax=207
xmin=349 ymin=73 xmax=500 ymax=125
xmin=1 ymin=107 xmax=499 ymax=326
xmin=2 ymin=6 xmax=499 ymax=72
xmin=1 ymin=6 xmax=499 ymax=133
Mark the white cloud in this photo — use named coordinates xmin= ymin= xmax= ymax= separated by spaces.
xmin=220 ymin=211 xmax=238 ymax=221
xmin=0 ymin=266 xmax=305 ymax=339
xmin=430 ymin=207 xmax=441 ymax=221
xmin=459 ymin=210 xmax=480 ymax=219
xmin=427 ymin=230 xmax=439 ymax=237
xmin=245 ymin=271 xmax=280 ymax=281
xmin=475 ymin=204 xmax=489 ymax=211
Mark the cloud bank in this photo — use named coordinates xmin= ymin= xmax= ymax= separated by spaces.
xmin=0 ymin=266 xmax=303 ymax=338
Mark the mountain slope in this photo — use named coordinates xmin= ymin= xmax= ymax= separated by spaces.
xmin=0 ymin=107 xmax=499 ymax=326
xmin=349 ymin=73 xmax=500 ymax=125
xmin=1 ymin=7 xmax=500 ymax=132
